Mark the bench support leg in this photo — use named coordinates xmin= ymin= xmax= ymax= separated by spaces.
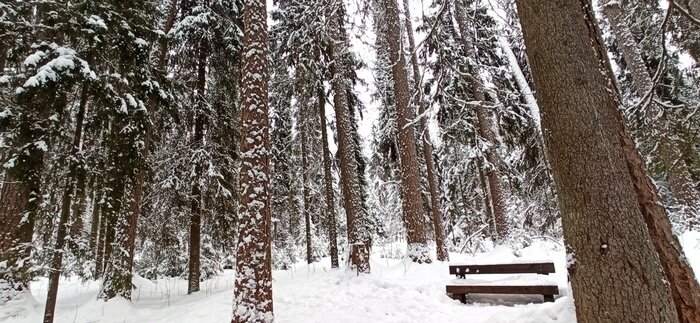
xmin=543 ymin=295 xmax=554 ymax=302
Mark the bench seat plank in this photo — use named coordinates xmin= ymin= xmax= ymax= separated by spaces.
xmin=446 ymin=284 xmax=559 ymax=295
xmin=449 ymin=262 xmax=555 ymax=276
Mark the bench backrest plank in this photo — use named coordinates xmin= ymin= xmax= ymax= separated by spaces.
xmin=449 ymin=262 xmax=555 ymax=276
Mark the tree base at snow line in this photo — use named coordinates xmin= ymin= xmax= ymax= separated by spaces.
xmin=407 ymin=243 xmax=432 ymax=264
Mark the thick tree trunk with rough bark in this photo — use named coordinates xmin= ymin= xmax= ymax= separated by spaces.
xmin=324 ymin=0 xmax=370 ymax=273
xmin=453 ymin=3 xmax=509 ymax=243
xmin=602 ymin=3 xmax=700 ymax=321
xmin=515 ymin=0 xmax=679 ymax=321
xmin=232 ymin=0 xmax=273 ymax=320
xmin=318 ymin=86 xmax=339 ymax=268
xmin=402 ymin=0 xmax=448 ymax=261
xmin=382 ymin=0 xmax=431 ymax=263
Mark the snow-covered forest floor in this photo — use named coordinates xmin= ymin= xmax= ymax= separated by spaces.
xmin=5 ymin=231 xmax=700 ymax=323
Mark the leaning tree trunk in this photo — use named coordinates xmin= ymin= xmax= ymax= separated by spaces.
xmin=324 ymin=0 xmax=370 ymax=273
xmin=232 ymin=0 xmax=273 ymax=320
xmin=515 ymin=0 xmax=679 ymax=321
xmin=602 ymin=2 xmax=700 ymax=321
xmin=402 ymin=0 xmax=448 ymax=261
xmin=43 ymin=82 xmax=89 ymax=323
xmin=382 ymin=0 xmax=431 ymax=263
xmin=453 ymin=2 xmax=509 ymax=243
xmin=318 ymin=86 xmax=339 ymax=268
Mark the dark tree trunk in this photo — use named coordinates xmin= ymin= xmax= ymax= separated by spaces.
xmin=43 ymin=83 xmax=89 ymax=323
xmin=94 ymin=203 xmax=106 ymax=278
xmin=188 ymin=32 xmax=208 ymax=295
xmin=318 ymin=86 xmax=339 ymax=268
xmin=515 ymin=0 xmax=679 ymax=321
xmin=382 ymin=0 xmax=430 ymax=263
xmin=402 ymin=0 xmax=448 ymax=261
xmin=232 ymin=0 xmax=273 ymax=320
xmin=300 ymin=103 xmax=313 ymax=264
xmin=453 ymin=2 xmax=509 ymax=243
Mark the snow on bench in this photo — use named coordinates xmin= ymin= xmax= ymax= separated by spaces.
xmin=449 ymin=262 xmax=555 ymax=278
xmin=446 ymin=262 xmax=559 ymax=303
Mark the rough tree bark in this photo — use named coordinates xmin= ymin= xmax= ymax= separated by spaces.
xmin=515 ymin=0 xmax=679 ymax=321
xmin=382 ymin=0 xmax=431 ymax=263
xmin=402 ymin=0 xmax=448 ymax=261
xmin=453 ymin=2 xmax=509 ymax=243
xmin=602 ymin=2 xmax=700 ymax=321
xmin=324 ymin=0 xmax=370 ymax=273
xmin=318 ymin=86 xmax=339 ymax=268
xmin=232 ymin=0 xmax=273 ymax=320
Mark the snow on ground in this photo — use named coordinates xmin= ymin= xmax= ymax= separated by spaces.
xmin=4 ymin=232 xmax=700 ymax=323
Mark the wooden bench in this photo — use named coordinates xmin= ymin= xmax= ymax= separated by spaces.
xmin=446 ymin=262 xmax=558 ymax=303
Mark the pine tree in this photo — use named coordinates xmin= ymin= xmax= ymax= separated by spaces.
xmin=381 ymin=0 xmax=431 ymax=263
xmin=324 ymin=0 xmax=371 ymax=273
xmin=401 ymin=0 xmax=448 ymax=261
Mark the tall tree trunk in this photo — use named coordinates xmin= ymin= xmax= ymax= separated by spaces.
xmin=43 ymin=83 xmax=89 ymax=323
xmin=318 ymin=86 xmax=339 ymax=268
xmin=382 ymin=0 xmax=430 ymax=263
xmin=402 ymin=0 xmax=448 ymax=261
xmin=324 ymin=0 xmax=370 ymax=273
xmin=515 ymin=0 xmax=679 ymax=321
xmin=300 ymin=101 xmax=313 ymax=264
xmin=188 ymin=32 xmax=208 ymax=295
xmin=601 ymin=3 xmax=700 ymax=321
xmin=232 ymin=0 xmax=273 ymax=320
xmin=453 ymin=2 xmax=509 ymax=243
